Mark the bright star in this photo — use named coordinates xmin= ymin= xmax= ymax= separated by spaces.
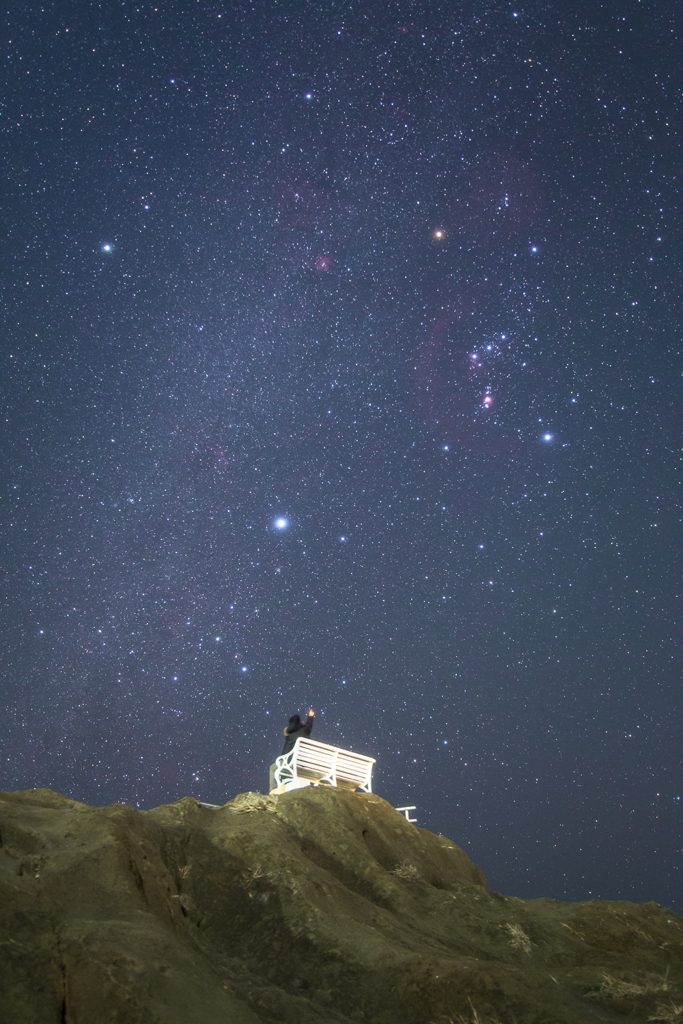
xmin=101 ymin=243 xmax=112 ymax=252
xmin=542 ymin=433 xmax=553 ymax=442
xmin=274 ymin=517 xmax=289 ymax=530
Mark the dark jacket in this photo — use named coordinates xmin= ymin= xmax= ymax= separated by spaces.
xmin=282 ymin=712 xmax=314 ymax=755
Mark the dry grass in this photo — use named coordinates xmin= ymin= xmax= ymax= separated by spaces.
xmin=648 ymin=1003 xmax=683 ymax=1023
xmin=240 ymin=861 xmax=303 ymax=900
xmin=431 ymin=1002 xmax=504 ymax=1024
xmin=586 ymin=969 xmax=672 ymax=999
xmin=240 ymin=864 xmax=264 ymax=890
xmin=391 ymin=861 xmax=422 ymax=881
xmin=458 ymin=1013 xmax=503 ymax=1024
xmin=506 ymin=923 xmax=532 ymax=954
xmin=229 ymin=792 xmax=277 ymax=813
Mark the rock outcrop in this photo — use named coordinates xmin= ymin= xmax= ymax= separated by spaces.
xmin=1 ymin=786 xmax=681 ymax=1024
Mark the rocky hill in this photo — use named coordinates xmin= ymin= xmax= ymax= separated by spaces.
xmin=1 ymin=786 xmax=681 ymax=1024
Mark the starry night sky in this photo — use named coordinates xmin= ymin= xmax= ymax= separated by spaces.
xmin=2 ymin=1 xmax=681 ymax=911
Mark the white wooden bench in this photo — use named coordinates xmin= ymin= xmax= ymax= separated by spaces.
xmin=270 ymin=737 xmax=375 ymax=795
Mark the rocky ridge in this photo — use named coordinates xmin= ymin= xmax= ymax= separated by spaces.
xmin=1 ymin=786 xmax=682 ymax=1024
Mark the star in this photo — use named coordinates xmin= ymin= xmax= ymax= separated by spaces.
xmin=273 ymin=517 xmax=289 ymax=530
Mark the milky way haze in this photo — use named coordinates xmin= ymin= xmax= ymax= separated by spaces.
xmin=2 ymin=1 xmax=681 ymax=910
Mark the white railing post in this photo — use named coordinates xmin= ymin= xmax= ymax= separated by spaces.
xmin=395 ymin=806 xmax=417 ymax=823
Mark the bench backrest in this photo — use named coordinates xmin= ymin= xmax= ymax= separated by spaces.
xmin=293 ymin=737 xmax=374 ymax=786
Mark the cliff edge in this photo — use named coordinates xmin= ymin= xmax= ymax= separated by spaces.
xmin=1 ymin=786 xmax=681 ymax=1024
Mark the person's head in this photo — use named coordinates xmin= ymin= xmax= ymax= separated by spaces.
xmin=288 ymin=714 xmax=301 ymax=728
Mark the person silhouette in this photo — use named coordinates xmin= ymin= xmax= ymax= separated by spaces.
xmin=269 ymin=708 xmax=315 ymax=792
xmin=282 ymin=708 xmax=315 ymax=754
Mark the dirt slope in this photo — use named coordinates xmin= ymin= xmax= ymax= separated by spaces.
xmin=1 ymin=786 xmax=681 ymax=1024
